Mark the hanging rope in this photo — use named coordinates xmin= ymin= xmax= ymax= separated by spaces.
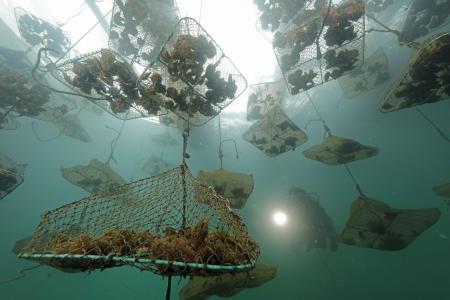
xmin=181 ymin=103 xmax=192 ymax=229
xmin=198 ymin=0 xmax=203 ymax=24
xmin=217 ymin=116 xmax=238 ymax=169
xmin=166 ymin=273 xmax=172 ymax=300
xmin=306 ymin=92 xmax=332 ymax=137
xmin=344 ymin=164 xmax=365 ymax=197
xmin=0 ymin=265 xmax=42 ymax=285
xmin=315 ymin=0 xmax=333 ymax=60
xmin=105 ymin=120 xmax=127 ymax=165
xmin=415 ymin=107 xmax=450 ymax=143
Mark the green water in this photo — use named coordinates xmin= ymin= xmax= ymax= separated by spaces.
xmin=1 ymin=0 xmax=450 ymax=299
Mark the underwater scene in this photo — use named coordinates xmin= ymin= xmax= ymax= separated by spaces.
xmin=0 ymin=0 xmax=449 ymax=299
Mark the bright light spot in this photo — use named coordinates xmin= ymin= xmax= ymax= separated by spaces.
xmin=273 ymin=211 xmax=287 ymax=226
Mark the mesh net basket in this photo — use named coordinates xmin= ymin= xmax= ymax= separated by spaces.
xmin=142 ymin=17 xmax=247 ymax=126
xmin=401 ymin=0 xmax=450 ymax=43
xmin=247 ymin=81 xmax=285 ymax=121
xmin=242 ymin=105 xmax=308 ymax=157
xmin=272 ymin=0 xmax=366 ymax=95
xmin=108 ymin=0 xmax=180 ymax=66
xmin=50 ymin=49 xmax=168 ymax=120
xmin=380 ymin=32 xmax=450 ymax=112
xmin=0 ymin=153 xmax=25 ymax=201
xmin=14 ymin=7 xmax=71 ymax=58
xmin=19 ymin=165 xmax=259 ymax=276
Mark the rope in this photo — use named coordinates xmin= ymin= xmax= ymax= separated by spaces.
xmin=31 ymin=122 xmax=63 ymax=142
xmin=344 ymin=164 xmax=365 ymax=197
xmin=217 ymin=116 xmax=239 ymax=169
xmin=57 ymin=3 xmax=89 ymax=28
xmin=166 ymin=273 xmax=172 ymax=300
xmin=306 ymin=92 xmax=332 ymax=136
xmin=415 ymin=107 xmax=450 ymax=143
xmin=105 ymin=120 xmax=127 ymax=165
xmin=0 ymin=265 xmax=42 ymax=285
xmin=198 ymin=0 xmax=203 ymax=24
xmin=181 ymin=103 xmax=192 ymax=229
xmin=315 ymin=0 xmax=333 ymax=60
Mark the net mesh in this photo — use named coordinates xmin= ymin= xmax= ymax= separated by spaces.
xmin=380 ymin=32 xmax=450 ymax=112
xmin=50 ymin=49 xmax=168 ymax=120
xmin=108 ymin=0 xmax=180 ymax=66
xmin=20 ymin=165 xmax=259 ymax=276
xmin=140 ymin=17 xmax=247 ymax=126
xmin=242 ymin=105 xmax=308 ymax=157
xmin=0 ymin=153 xmax=25 ymax=200
xmin=247 ymin=81 xmax=285 ymax=121
xmin=401 ymin=0 xmax=450 ymax=43
xmin=271 ymin=0 xmax=366 ymax=95
xmin=14 ymin=7 xmax=71 ymax=58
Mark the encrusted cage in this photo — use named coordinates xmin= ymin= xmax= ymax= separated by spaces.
xmin=50 ymin=49 xmax=168 ymax=120
xmin=380 ymin=32 xmax=450 ymax=113
xmin=401 ymin=0 xmax=450 ymax=43
xmin=14 ymin=7 xmax=71 ymax=58
xmin=19 ymin=165 xmax=259 ymax=276
xmin=242 ymin=105 xmax=308 ymax=157
xmin=0 ymin=153 xmax=25 ymax=201
xmin=108 ymin=0 xmax=180 ymax=65
xmin=142 ymin=17 xmax=247 ymax=126
xmin=247 ymin=81 xmax=285 ymax=121
xmin=271 ymin=0 xmax=366 ymax=95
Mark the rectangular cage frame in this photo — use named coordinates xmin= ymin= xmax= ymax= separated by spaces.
xmin=108 ymin=0 xmax=180 ymax=66
xmin=272 ymin=0 xmax=366 ymax=96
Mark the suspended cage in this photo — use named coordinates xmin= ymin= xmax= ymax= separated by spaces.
xmin=272 ymin=0 xmax=366 ymax=95
xmin=19 ymin=165 xmax=259 ymax=277
xmin=61 ymin=159 xmax=127 ymax=194
xmin=14 ymin=7 xmax=71 ymax=59
xmin=247 ymin=81 xmax=285 ymax=121
xmin=179 ymin=263 xmax=277 ymax=300
xmin=303 ymin=135 xmax=379 ymax=165
xmin=108 ymin=0 xmax=180 ymax=65
xmin=197 ymin=169 xmax=254 ymax=210
xmin=287 ymin=187 xmax=338 ymax=252
xmin=48 ymin=48 xmax=168 ymax=120
xmin=432 ymin=181 xmax=450 ymax=206
xmin=141 ymin=154 xmax=175 ymax=176
xmin=365 ymin=0 xmax=394 ymax=13
xmin=338 ymin=47 xmax=389 ymax=99
xmin=141 ymin=17 xmax=247 ymax=126
xmin=0 ymin=65 xmax=51 ymax=129
xmin=338 ymin=196 xmax=441 ymax=250
xmin=400 ymin=0 xmax=450 ymax=43
xmin=242 ymin=105 xmax=308 ymax=157
xmin=380 ymin=32 xmax=450 ymax=113
xmin=0 ymin=153 xmax=25 ymax=201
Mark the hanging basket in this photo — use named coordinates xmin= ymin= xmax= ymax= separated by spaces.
xmin=338 ymin=196 xmax=441 ymax=250
xmin=61 ymin=159 xmax=127 ymax=194
xmin=197 ymin=169 xmax=254 ymax=209
xmin=242 ymin=105 xmax=308 ymax=157
xmin=0 ymin=153 xmax=25 ymax=201
xmin=140 ymin=17 xmax=247 ymax=126
xmin=338 ymin=47 xmax=389 ymax=99
xmin=272 ymin=0 xmax=366 ymax=95
xmin=400 ymin=0 xmax=450 ymax=43
xmin=14 ymin=7 xmax=71 ymax=58
xmin=179 ymin=263 xmax=277 ymax=300
xmin=19 ymin=165 xmax=259 ymax=276
xmin=247 ymin=81 xmax=285 ymax=121
xmin=302 ymin=135 xmax=379 ymax=165
xmin=380 ymin=32 xmax=450 ymax=112
xmin=108 ymin=0 xmax=180 ymax=65
xmin=50 ymin=49 xmax=168 ymax=120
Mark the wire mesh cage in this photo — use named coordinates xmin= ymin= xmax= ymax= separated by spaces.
xmin=108 ymin=0 xmax=180 ymax=66
xmin=400 ymin=0 xmax=450 ymax=43
xmin=14 ymin=7 xmax=71 ymax=58
xmin=247 ymin=81 xmax=285 ymax=121
xmin=271 ymin=0 xmax=366 ymax=95
xmin=0 ymin=153 xmax=25 ymax=201
xmin=380 ymin=32 xmax=450 ymax=113
xmin=50 ymin=49 xmax=168 ymax=120
xmin=19 ymin=165 xmax=259 ymax=276
xmin=242 ymin=105 xmax=308 ymax=157
xmin=143 ymin=17 xmax=247 ymax=126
